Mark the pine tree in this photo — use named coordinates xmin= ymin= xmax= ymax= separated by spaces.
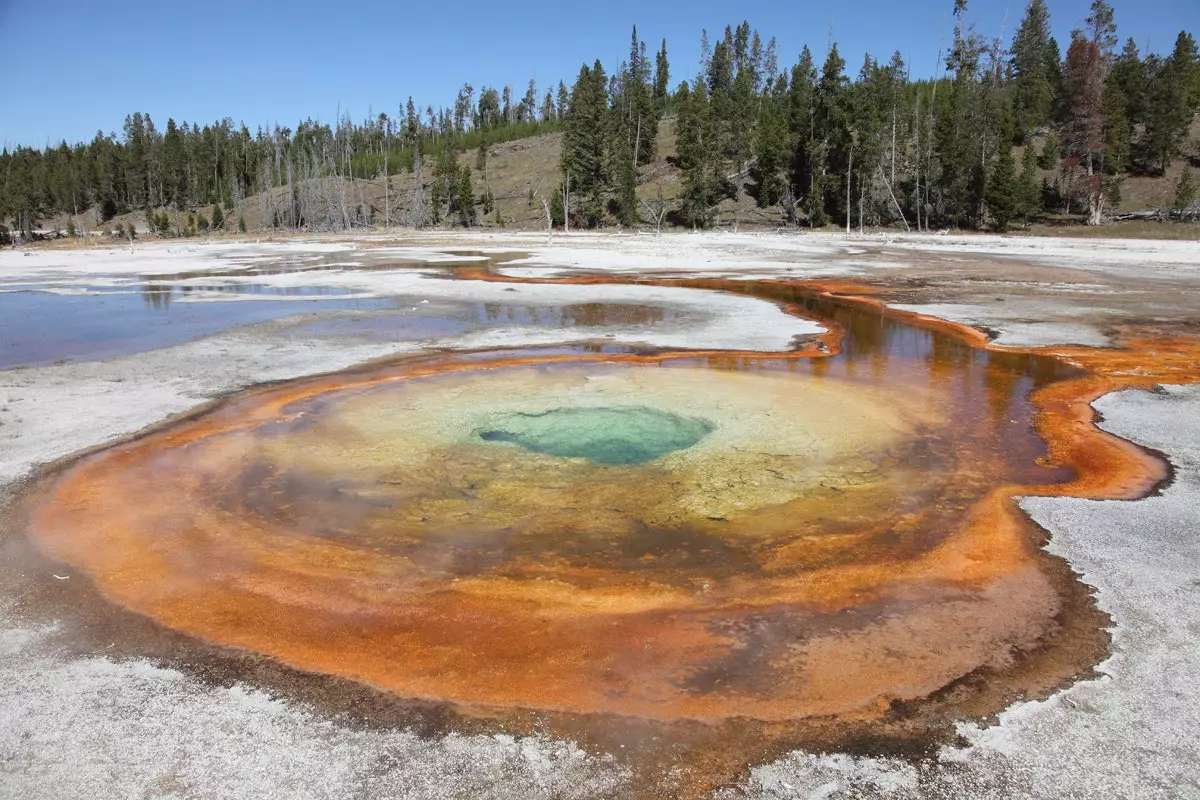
xmin=237 ymin=214 xmax=246 ymax=233
xmin=815 ymin=43 xmax=850 ymax=223
xmin=1102 ymin=80 xmax=1131 ymax=173
xmin=556 ymin=81 xmax=569 ymax=119
xmin=1175 ymin=165 xmax=1196 ymax=210
xmin=430 ymin=146 xmax=458 ymax=224
xmin=675 ymin=80 xmax=718 ymax=228
xmin=1039 ymin=132 xmax=1061 ymax=169
xmin=211 ymin=203 xmax=224 ymax=230
xmin=753 ymin=76 xmax=789 ymax=208
xmin=986 ymin=130 xmax=1018 ymax=230
xmin=1011 ymin=0 xmax=1058 ymax=139
xmin=1145 ymin=32 xmax=1200 ymax=173
xmin=806 ymin=181 xmax=827 ymax=227
xmin=1018 ymin=145 xmax=1041 ymax=220
xmin=654 ymin=40 xmax=671 ymax=112
xmin=787 ymin=47 xmax=817 ymax=208
xmin=457 ymin=166 xmax=475 ymax=226
xmin=561 ymin=61 xmax=610 ymax=225
xmin=1109 ymin=39 xmax=1148 ymax=124
xmin=626 ymin=27 xmax=658 ymax=165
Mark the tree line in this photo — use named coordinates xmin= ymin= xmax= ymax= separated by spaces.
xmin=558 ymin=1 xmax=1198 ymax=231
xmin=3 ymin=0 xmax=1198 ymax=237
xmin=1 ymin=78 xmax=570 ymax=237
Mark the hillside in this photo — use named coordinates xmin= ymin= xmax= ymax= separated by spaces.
xmin=25 ymin=113 xmax=1200 ymax=240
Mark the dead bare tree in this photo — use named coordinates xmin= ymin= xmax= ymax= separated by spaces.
xmin=563 ymin=173 xmax=570 ymax=233
xmin=408 ymin=141 xmax=428 ymax=229
xmin=639 ymin=185 xmax=670 ymax=235
xmin=877 ymin=164 xmax=911 ymax=231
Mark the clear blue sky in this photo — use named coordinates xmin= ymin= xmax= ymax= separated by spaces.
xmin=1 ymin=0 xmax=1196 ymax=148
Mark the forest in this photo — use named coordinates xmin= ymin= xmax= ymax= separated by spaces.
xmin=2 ymin=0 xmax=1198 ymax=237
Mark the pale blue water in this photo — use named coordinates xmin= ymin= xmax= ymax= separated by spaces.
xmin=477 ymin=406 xmax=715 ymax=465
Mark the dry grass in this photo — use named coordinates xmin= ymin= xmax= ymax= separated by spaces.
xmin=28 ymin=116 xmax=1199 ymax=238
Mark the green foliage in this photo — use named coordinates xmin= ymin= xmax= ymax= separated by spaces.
xmin=1038 ymin=133 xmax=1060 ymax=169
xmin=987 ymin=143 xmax=1018 ymax=231
xmin=675 ymin=80 xmax=720 ymax=228
xmin=806 ymin=182 xmax=827 ymax=227
xmin=1018 ymin=146 xmax=1042 ymax=220
xmin=6 ymin=13 xmax=1198 ymax=236
xmin=152 ymin=211 xmax=171 ymax=236
xmin=430 ymin=146 xmax=458 ymax=224
xmin=456 ymin=166 xmax=475 ymax=226
xmin=653 ymin=39 xmax=671 ymax=112
xmin=753 ymin=77 xmax=789 ymax=209
xmin=237 ymin=214 xmax=246 ymax=233
xmin=66 ymin=218 xmax=76 ymax=237
xmin=1175 ymin=165 xmax=1197 ymax=209
xmin=1102 ymin=81 xmax=1132 ymax=174
xmin=1145 ymin=31 xmax=1200 ymax=173
xmin=561 ymin=60 xmax=611 ymax=225
xmin=549 ymin=190 xmax=564 ymax=227
xmin=1010 ymin=0 xmax=1060 ymax=139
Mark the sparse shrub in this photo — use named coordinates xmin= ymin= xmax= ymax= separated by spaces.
xmin=1175 ymin=166 xmax=1196 ymax=210
xmin=1038 ymin=133 xmax=1060 ymax=170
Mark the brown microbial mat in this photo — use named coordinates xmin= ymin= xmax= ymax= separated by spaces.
xmin=11 ymin=277 xmax=1191 ymax=796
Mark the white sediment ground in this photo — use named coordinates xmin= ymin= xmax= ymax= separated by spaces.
xmin=1 ymin=231 xmax=1199 ymax=798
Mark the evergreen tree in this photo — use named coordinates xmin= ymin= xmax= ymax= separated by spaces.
xmin=430 ymin=146 xmax=458 ymax=224
xmin=237 ymin=214 xmax=246 ymax=233
xmin=1175 ymin=165 xmax=1197 ymax=210
xmin=654 ymin=40 xmax=671 ymax=112
xmin=815 ymin=43 xmax=850 ymax=223
xmin=561 ymin=61 xmax=611 ymax=224
xmin=1145 ymin=32 xmax=1200 ymax=173
xmin=753 ymin=76 xmax=789 ymax=208
xmin=986 ymin=111 xmax=1018 ymax=230
xmin=1102 ymin=80 xmax=1131 ymax=173
xmin=1039 ymin=132 xmax=1061 ymax=169
xmin=549 ymin=189 xmax=564 ymax=227
xmin=675 ymin=80 xmax=719 ymax=228
xmin=626 ymin=27 xmax=658 ymax=165
xmin=806 ymin=181 xmax=828 ymax=227
xmin=786 ymin=46 xmax=817 ymax=209
xmin=1018 ymin=145 xmax=1042 ymax=220
xmin=457 ymin=166 xmax=475 ymax=226
xmin=211 ymin=203 xmax=224 ymax=230
xmin=1011 ymin=0 xmax=1058 ymax=139
xmin=1109 ymin=39 xmax=1148 ymax=124
xmin=556 ymin=81 xmax=569 ymax=119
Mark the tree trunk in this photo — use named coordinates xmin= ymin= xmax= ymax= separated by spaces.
xmin=846 ymin=145 xmax=852 ymax=234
